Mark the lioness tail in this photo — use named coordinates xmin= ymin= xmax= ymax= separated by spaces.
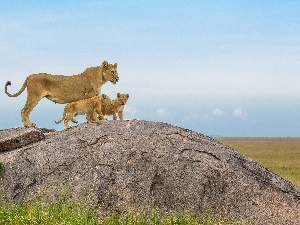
xmin=5 ymin=79 xmax=27 ymax=97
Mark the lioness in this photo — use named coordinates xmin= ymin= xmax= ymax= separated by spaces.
xmin=5 ymin=61 xmax=119 ymax=127
xmin=100 ymin=93 xmax=129 ymax=121
xmin=55 ymin=94 xmax=112 ymax=129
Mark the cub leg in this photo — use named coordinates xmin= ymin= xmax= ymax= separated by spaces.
xmin=118 ymin=111 xmax=124 ymax=121
xmin=112 ymin=111 xmax=117 ymax=120
xmin=71 ymin=118 xmax=78 ymax=124
xmin=94 ymin=106 xmax=107 ymax=121
xmin=71 ymin=113 xmax=78 ymax=124
xmin=87 ymin=111 xmax=99 ymax=122
xmin=63 ymin=113 xmax=74 ymax=129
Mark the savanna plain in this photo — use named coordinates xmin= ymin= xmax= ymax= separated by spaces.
xmin=1 ymin=137 xmax=299 ymax=225
xmin=218 ymin=137 xmax=300 ymax=188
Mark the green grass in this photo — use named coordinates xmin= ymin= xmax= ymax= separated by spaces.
xmin=0 ymin=198 xmax=251 ymax=225
xmin=0 ymin=162 xmax=4 ymax=176
xmin=0 ymin=198 xmax=98 ymax=225
xmin=218 ymin=138 xmax=300 ymax=188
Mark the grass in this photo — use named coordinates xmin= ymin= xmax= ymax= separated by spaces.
xmin=0 ymin=197 xmax=98 ymax=225
xmin=218 ymin=138 xmax=300 ymax=188
xmin=0 ymin=198 xmax=251 ymax=225
xmin=0 ymin=162 xmax=4 ymax=176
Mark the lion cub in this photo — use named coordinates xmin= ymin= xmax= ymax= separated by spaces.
xmin=55 ymin=94 xmax=111 ymax=128
xmin=100 ymin=93 xmax=129 ymax=121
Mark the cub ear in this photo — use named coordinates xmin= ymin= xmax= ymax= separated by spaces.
xmin=102 ymin=94 xmax=106 ymax=99
xmin=126 ymin=94 xmax=129 ymax=98
xmin=102 ymin=61 xmax=108 ymax=68
xmin=117 ymin=93 xmax=121 ymax=97
xmin=114 ymin=63 xmax=117 ymax=68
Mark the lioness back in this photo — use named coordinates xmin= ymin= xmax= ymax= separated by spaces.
xmin=28 ymin=70 xmax=102 ymax=104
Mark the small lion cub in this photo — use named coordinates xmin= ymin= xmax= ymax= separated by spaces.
xmin=55 ymin=94 xmax=111 ymax=128
xmin=101 ymin=93 xmax=129 ymax=121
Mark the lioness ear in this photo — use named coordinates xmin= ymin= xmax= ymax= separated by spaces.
xmin=102 ymin=61 xmax=108 ymax=68
xmin=114 ymin=63 xmax=117 ymax=68
xmin=117 ymin=93 xmax=120 ymax=97
xmin=126 ymin=94 xmax=129 ymax=98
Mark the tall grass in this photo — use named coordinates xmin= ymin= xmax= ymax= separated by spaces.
xmin=0 ymin=198 xmax=251 ymax=225
xmin=218 ymin=138 xmax=300 ymax=187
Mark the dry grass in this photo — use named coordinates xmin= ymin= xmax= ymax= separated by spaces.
xmin=218 ymin=138 xmax=300 ymax=188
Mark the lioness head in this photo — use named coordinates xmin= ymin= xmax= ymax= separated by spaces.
xmin=102 ymin=61 xmax=119 ymax=84
xmin=116 ymin=93 xmax=129 ymax=105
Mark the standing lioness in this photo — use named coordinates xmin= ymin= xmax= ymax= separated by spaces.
xmin=5 ymin=61 xmax=119 ymax=127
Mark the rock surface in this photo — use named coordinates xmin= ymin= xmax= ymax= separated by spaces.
xmin=0 ymin=120 xmax=299 ymax=224
xmin=0 ymin=127 xmax=49 ymax=152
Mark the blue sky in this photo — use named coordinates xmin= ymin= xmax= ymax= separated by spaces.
xmin=1 ymin=1 xmax=300 ymax=137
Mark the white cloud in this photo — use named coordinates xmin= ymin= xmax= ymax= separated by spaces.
xmin=156 ymin=108 xmax=169 ymax=118
xmin=233 ymin=107 xmax=247 ymax=119
xmin=212 ymin=108 xmax=223 ymax=117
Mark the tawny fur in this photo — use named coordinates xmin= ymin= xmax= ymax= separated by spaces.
xmin=5 ymin=61 xmax=119 ymax=127
xmin=100 ymin=93 xmax=129 ymax=121
xmin=55 ymin=94 xmax=112 ymax=129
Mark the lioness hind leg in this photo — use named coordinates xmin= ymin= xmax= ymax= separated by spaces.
xmin=21 ymin=94 xmax=43 ymax=127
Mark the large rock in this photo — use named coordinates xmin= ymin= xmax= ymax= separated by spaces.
xmin=0 ymin=120 xmax=299 ymax=224
xmin=0 ymin=127 xmax=47 ymax=152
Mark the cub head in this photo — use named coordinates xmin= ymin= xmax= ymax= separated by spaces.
xmin=102 ymin=61 xmax=119 ymax=84
xmin=116 ymin=93 xmax=129 ymax=106
xmin=101 ymin=94 xmax=112 ymax=106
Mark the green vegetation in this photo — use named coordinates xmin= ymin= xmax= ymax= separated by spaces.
xmin=0 ymin=198 xmax=250 ymax=225
xmin=218 ymin=138 xmax=300 ymax=187
xmin=0 ymin=198 xmax=97 ymax=225
xmin=0 ymin=162 xmax=4 ymax=176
